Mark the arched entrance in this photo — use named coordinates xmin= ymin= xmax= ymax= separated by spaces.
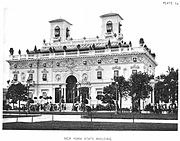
xmin=66 ymin=75 xmax=77 ymax=103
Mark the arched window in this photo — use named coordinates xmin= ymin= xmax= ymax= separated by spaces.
xmin=54 ymin=26 xmax=60 ymax=37
xmin=106 ymin=21 xmax=113 ymax=33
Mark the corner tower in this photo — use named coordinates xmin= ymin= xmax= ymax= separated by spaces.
xmin=100 ymin=13 xmax=123 ymax=40
xmin=49 ymin=18 xmax=72 ymax=43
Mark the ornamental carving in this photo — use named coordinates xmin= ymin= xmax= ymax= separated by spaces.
xmin=122 ymin=57 xmax=131 ymax=63
xmin=55 ymin=74 xmax=61 ymax=81
xmin=39 ymin=61 xmax=53 ymax=68
xmin=74 ymin=66 xmax=91 ymax=71
xmin=88 ymin=58 xmax=97 ymax=65
xmin=112 ymin=66 xmax=121 ymax=70
xmin=41 ymin=68 xmax=49 ymax=73
xmin=96 ymin=66 xmax=104 ymax=71
xmin=82 ymin=73 xmax=88 ymax=83
xmin=65 ymin=58 xmax=76 ymax=69
xmin=12 ymin=70 xmax=19 ymax=74
xmin=27 ymin=69 xmax=34 ymax=73
xmin=53 ymin=67 xmax=69 ymax=72
xmin=130 ymin=64 xmax=140 ymax=69
xmin=138 ymin=56 xmax=143 ymax=62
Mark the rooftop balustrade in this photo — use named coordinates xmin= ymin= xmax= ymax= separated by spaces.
xmin=9 ymin=46 xmax=153 ymax=61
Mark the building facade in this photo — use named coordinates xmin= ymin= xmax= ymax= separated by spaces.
xmin=7 ymin=13 xmax=157 ymax=110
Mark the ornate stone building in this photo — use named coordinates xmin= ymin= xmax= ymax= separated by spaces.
xmin=7 ymin=13 xmax=157 ymax=110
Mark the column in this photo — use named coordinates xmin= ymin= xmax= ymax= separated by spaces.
xmin=62 ymin=84 xmax=66 ymax=103
xmin=151 ymin=84 xmax=155 ymax=105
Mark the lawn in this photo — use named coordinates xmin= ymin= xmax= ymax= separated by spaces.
xmin=3 ymin=121 xmax=177 ymax=130
xmin=83 ymin=112 xmax=178 ymax=120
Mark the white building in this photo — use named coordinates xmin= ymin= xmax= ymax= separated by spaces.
xmin=7 ymin=13 xmax=157 ymax=110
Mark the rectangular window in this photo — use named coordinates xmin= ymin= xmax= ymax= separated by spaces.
xmin=13 ymin=74 xmax=18 ymax=81
xmin=42 ymin=91 xmax=47 ymax=98
xmin=97 ymin=91 xmax=103 ymax=95
xmin=28 ymin=74 xmax=33 ymax=81
xmin=42 ymin=74 xmax=47 ymax=81
xmin=132 ymin=70 xmax=137 ymax=74
xmin=97 ymin=71 xmax=102 ymax=79
xmin=114 ymin=70 xmax=119 ymax=77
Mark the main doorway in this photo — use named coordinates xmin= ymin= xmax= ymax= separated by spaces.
xmin=66 ymin=75 xmax=77 ymax=103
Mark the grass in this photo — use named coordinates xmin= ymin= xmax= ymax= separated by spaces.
xmin=3 ymin=121 xmax=177 ymax=130
xmin=83 ymin=112 xmax=178 ymax=120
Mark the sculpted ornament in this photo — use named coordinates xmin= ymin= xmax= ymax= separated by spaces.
xmin=130 ymin=64 xmax=140 ymax=69
xmin=65 ymin=58 xmax=76 ymax=69
xmin=82 ymin=73 xmax=88 ymax=83
xmin=55 ymin=74 xmax=61 ymax=81
xmin=112 ymin=66 xmax=121 ymax=70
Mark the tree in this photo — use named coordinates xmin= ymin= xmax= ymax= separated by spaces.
xmin=79 ymin=87 xmax=89 ymax=111
xmin=155 ymin=67 xmax=178 ymax=105
xmin=114 ymin=76 xmax=130 ymax=112
xmin=103 ymin=84 xmax=116 ymax=103
xmin=6 ymin=82 xmax=28 ymax=112
xmin=101 ymin=76 xmax=130 ymax=112
xmin=129 ymin=72 xmax=152 ymax=112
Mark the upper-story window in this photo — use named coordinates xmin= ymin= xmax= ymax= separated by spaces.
xmin=13 ymin=74 xmax=18 ymax=81
xmin=54 ymin=26 xmax=60 ymax=37
xmin=42 ymin=74 xmax=47 ymax=81
xmin=28 ymin=74 xmax=33 ymax=81
xmin=97 ymin=71 xmax=102 ymax=79
xmin=114 ymin=70 xmax=119 ymax=78
xmin=106 ymin=21 xmax=113 ymax=33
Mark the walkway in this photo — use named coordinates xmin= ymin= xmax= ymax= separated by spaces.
xmin=3 ymin=114 xmax=178 ymax=124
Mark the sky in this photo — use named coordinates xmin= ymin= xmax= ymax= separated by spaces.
xmin=1 ymin=0 xmax=180 ymax=88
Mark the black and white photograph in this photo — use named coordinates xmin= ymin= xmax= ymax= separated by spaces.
xmin=0 ymin=0 xmax=179 ymax=140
